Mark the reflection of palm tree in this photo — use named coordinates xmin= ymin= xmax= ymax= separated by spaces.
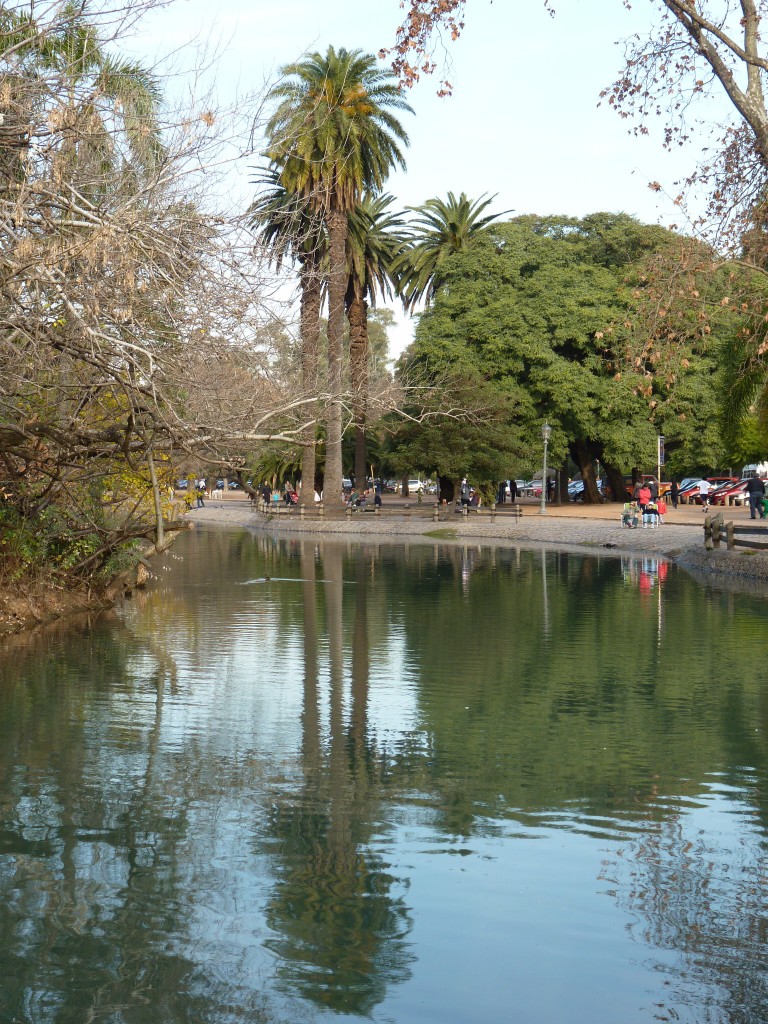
xmin=264 ymin=544 xmax=412 ymax=1014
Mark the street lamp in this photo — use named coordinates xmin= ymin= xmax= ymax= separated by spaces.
xmin=539 ymin=422 xmax=552 ymax=515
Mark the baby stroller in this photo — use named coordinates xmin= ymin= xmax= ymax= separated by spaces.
xmin=621 ymin=502 xmax=639 ymax=529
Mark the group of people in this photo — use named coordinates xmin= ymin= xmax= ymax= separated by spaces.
xmin=346 ymin=481 xmax=383 ymax=510
xmin=623 ymin=477 xmax=667 ymax=529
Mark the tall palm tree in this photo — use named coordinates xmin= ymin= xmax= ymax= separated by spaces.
xmin=265 ymin=46 xmax=411 ymax=508
xmin=249 ymin=168 xmax=325 ymax=502
xmin=346 ymin=192 xmax=408 ymax=487
xmin=399 ymin=192 xmax=510 ymax=310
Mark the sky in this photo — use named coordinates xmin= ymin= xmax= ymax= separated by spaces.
xmin=125 ymin=0 xmax=710 ymax=355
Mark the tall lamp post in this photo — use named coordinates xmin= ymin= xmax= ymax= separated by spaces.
xmin=539 ymin=422 xmax=552 ymax=515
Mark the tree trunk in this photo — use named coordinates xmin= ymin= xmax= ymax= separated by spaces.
xmin=569 ymin=438 xmax=603 ymax=504
xmin=347 ymin=276 xmax=369 ymax=494
xmin=603 ymin=460 xmax=628 ymax=504
xmin=557 ymin=463 xmax=568 ymax=506
xmin=324 ymin=207 xmax=347 ymax=510
xmin=299 ymin=252 xmax=321 ymax=504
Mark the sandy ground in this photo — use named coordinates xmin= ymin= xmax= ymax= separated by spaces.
xmin=184 ymin=493 xmax=768 ymax=585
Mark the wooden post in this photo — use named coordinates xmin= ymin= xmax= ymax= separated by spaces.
xmin=704 ymin=514 xmax=713 ymax=550
xmin=433 ymin=504 xmax=439 ymax=522
xmin=318 ymin=502 xmax=325 ymax=518
xmin=462 ymin=503 xmax=468 ymax=518
xmin=404 ymin=503 xmax=411 ymax=518
xmin=491 ymin=502 xmax=496 ymax=522
xmin=299 ymin=504 xmax=305 ymax=518
xmin=346 ymin=505 xmax=352 ymax=519
xmin=726 ymin=521 xmax=735 ymax=550
xmin=713 ymin=519 xmax=720 ymax=547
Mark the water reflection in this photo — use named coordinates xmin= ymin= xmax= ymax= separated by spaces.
xmin=0 ymin=531 xmax=767 ymax=1023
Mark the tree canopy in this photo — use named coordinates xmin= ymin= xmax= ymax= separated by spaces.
xmin=393 ymin=213 xmax=744 ymax=497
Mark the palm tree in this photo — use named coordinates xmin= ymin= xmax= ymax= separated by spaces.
xmin=399 ymin=192 xmax=510 ymax=310
xmin=249 ymin=168 xmax=325 ymax=503
xmin=0 ymin=3 xmax=163 ymax=177
xmin=265 ymin=46 xmax=411 ymax=509
xmin=346 ymin=193 xmax=408 ymax=488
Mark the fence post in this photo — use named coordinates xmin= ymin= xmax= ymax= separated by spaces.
xmin=704 ymin=514 xmax=713 ymax=550
xmin=346 ymin=505 xmax=352 ymax=519
xmin=299 ymin=504 xmax=305 ymax=518
xmin=433 ymin=503 xmax=439 ymax=522
xmin=404 ymin=503 xmax=411 ymax=518
xmin=726 ymin=521 xmax=735 ymax=550
xmin=713 ymin=519 xmax=720 ymax=547
xmin=491 ymin=502 xmax=496 ymax=522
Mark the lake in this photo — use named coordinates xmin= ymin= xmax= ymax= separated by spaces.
xmin=1 ymin=528 xmax=767 ymax=1023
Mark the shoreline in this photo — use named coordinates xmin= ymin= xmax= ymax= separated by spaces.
xmin=185 ymin=498 xmax=768 ymax=589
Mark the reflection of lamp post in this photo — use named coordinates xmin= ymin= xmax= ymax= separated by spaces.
xmin=539 ymin=422 xmax=552 ymax=515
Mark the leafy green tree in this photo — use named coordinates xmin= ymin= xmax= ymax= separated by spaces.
xmin=398 ymin=214 xmax=731 ymax=500
xmin=266 ymin=47 xmax=411 ymax=508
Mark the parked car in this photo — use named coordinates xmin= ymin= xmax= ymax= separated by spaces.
xmin=176 ymin=479 xmax=188 ymax=489
xmin=406 ymin=479 xmax=424 ymax=493
xmin=708 ymin=479 xmax=740 ymax=506
xmin=715 ymin=480 xmax=749 ymax=506
xmin=228 ymin=480 xmax=241 ymax=489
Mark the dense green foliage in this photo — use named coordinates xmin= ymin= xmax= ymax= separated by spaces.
xmin=391 ymin=214 xmax=750 ymax=495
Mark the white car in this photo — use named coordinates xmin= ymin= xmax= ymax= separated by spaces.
xmin=406 ymin=479 xmax=424 ymax=493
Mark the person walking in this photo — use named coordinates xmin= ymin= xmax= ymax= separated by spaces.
xmin=509 ymin=478 xmax=518 ymax=504
xmin=670 ymin=480 xmax=679 ymax=510
xmin=698 ymin=478 xmax=711 ymax=510
xmin=745 ymin=475 xmax=766 ymax=520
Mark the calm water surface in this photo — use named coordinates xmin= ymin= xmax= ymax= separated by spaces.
xmin=1 ymin=529 xmax=768 ymax=1024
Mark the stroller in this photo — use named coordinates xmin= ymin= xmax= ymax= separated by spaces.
xmin=621 ymin=501 xmax=640 ymax=529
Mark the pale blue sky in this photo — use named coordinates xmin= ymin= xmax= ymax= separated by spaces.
xmin=127 ymin=0 xmax=710 ymax=352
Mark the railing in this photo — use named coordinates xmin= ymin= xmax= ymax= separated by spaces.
xmin=704 ymin=512 xmax=768 ymax=551
xmin=252 ymin=501 xmax=525 ymax=523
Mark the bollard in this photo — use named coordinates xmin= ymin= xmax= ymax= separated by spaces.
xmin=490 ymin=502 xmax=496 ymax=522
xmin=299 ymin=504 xmax=305 ymax=517
xmin=374 ymin=504 xmax=380 ymax=516
xmin=433 ymin=504 xmax=439 ymax=522
xmin=318 ymin=502 xmax=325 ymax=518
xmin=404 ymin=503 xmax=411 ymax=518
xmin=346 ymin=505 xmax=352 ymax=518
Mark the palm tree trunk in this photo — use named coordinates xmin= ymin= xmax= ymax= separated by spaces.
xmin=325 ymin=207 xmax=347 ymax=510
xmin=299 ymin=253 xmax=321 ymax=504
xmin=347 ymin=279 xmax=369 ymax=492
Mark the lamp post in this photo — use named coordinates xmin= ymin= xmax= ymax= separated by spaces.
xmin=539 ymin=422 xmax=552 ymax=515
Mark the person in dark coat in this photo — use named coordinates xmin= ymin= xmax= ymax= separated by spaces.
xmin=746 ymin=475 xmax=766 ymax=520
xmin=670 ymin=480 xmax=679 ymax=510
xmin=497 ymin=481 xmax=506 ymax=504
xmin=509 ymin=479 xmax=518 ymax=504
